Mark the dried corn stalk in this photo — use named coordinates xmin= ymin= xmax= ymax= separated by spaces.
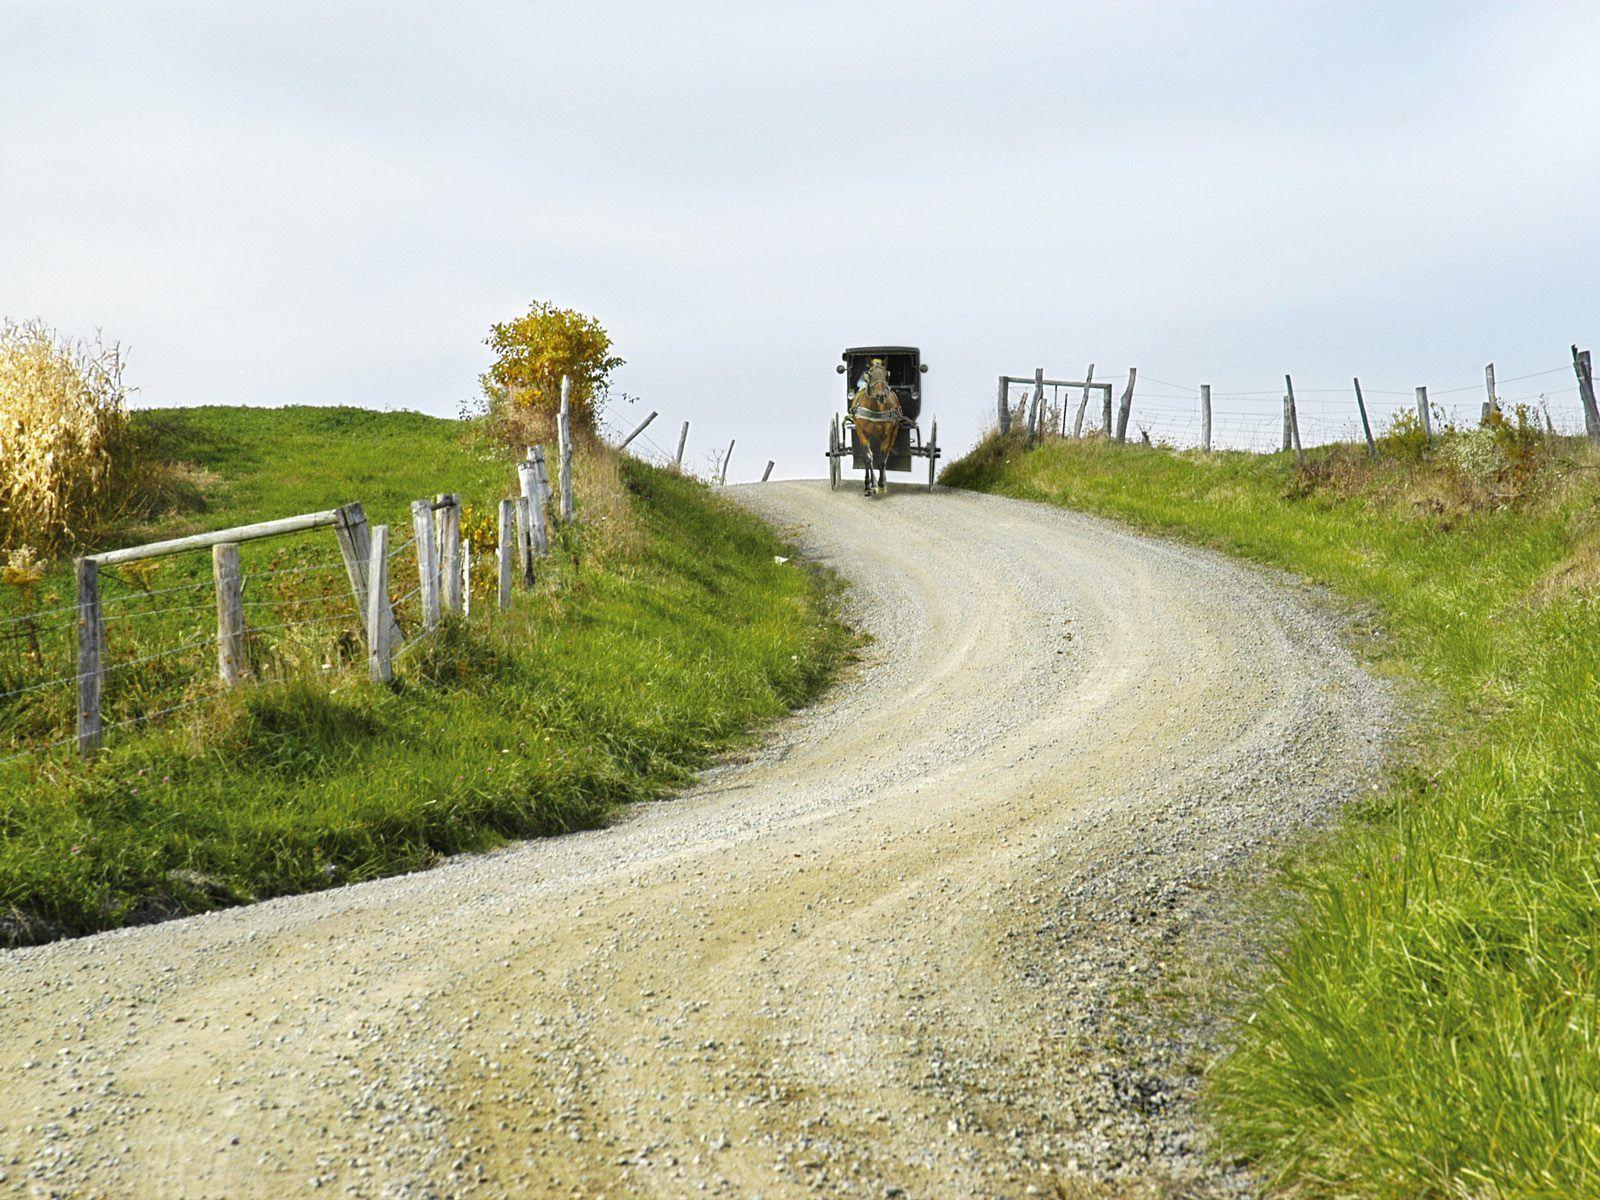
xmin=0 ymin=319 xmax=131 ymax=555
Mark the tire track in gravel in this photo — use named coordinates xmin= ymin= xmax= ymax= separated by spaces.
xmin=0 ymin=481 xmax=1390 ymax=1199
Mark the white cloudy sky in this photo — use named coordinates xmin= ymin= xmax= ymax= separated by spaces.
xmin=4 ymin=0 xmax=1598 ymax=477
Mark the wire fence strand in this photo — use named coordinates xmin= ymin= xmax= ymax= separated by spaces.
xmin=245 ymin=611 xmax=357 ymax=637
xmin=103 ymin=634 xmax=214 ymax=676
xmin=0 ymin=671 xmax=78 ymax=702
xmin=0 ymin=602 xmax=81 ymax=629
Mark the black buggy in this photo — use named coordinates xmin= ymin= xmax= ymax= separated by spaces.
xmin=825 ymin=345 xmax=939 ymax=491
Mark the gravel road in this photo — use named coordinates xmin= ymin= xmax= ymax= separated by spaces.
xmin=0 ymin=481 xmax=1389 ymax=1199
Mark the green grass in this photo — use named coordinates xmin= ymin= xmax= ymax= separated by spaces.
xmin=0 ymin=406 xmax=850 ymax=944
xmin=942 ymin=431 xmax=1600 ymax=1197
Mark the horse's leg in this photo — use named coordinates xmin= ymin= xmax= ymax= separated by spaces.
xmin=863 ymin=442 xmax=872 ymax=496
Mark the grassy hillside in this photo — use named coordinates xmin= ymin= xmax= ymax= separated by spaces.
xmin=942 ymin=430 xmax=1600 ymax=1197
xmin=0 ymin=407 xmax=849 ymax=944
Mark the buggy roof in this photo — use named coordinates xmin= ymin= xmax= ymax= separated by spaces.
xmin=841 ymin=346 xmax=920 ymax=359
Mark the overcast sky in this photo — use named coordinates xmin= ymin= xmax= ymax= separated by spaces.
xmin=4 ymin=1 xmax=1598 ymax=476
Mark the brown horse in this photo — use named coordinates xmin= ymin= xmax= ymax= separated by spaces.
xmin=850 ymin=358 xmax=902 ymax=496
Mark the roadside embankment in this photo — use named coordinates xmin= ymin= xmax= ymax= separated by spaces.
xmin=0 ymin=406 xmax=849 ymax=944
xmin=942 ymin=429 xmax=1600 ymax=1197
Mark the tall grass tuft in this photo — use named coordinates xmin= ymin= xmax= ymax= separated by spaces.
xmin=0 ymin=319 xmax=134 ymax=556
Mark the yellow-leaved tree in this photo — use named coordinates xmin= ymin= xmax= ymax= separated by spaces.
xmin=480 ymin=302 xmax=623 ymax=441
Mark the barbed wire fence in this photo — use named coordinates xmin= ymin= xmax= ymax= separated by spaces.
xmin=594 ymin=396 xmax=718 ymax=479
xmin=0 ymin=380 xmax=587 ymax=769
xmin=0 ymin=544 xmax=367 ymax=766
xmin=996 ymin=352 xmax=1598 ymax=454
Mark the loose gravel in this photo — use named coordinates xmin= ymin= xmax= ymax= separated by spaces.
xmin=0 ymin=481 xmax=1391 ymax=1199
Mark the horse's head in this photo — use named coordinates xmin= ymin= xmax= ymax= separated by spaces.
xmin=867 ymin=358 xmax=889 ymax=394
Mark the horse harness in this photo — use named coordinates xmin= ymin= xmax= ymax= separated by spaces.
xmin=849 ymin=403 xmax=911 ymax=426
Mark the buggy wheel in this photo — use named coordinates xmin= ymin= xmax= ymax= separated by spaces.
xmin=828 ymin=417 xmax=840 ymax=490
xmin=927 ymin=418 xmax=938 ymax=491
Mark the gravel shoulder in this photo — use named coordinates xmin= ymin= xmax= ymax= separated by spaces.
xmin=0 ymin=481 xmax=1390 ymax=1199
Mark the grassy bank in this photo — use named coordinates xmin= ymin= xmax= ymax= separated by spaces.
xmin=0 ymin=407 xmax=849 ymax=944
xmin=942 ymin=430 xmax=1600 ymax=1196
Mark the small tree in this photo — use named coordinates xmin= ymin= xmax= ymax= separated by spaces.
xmin=480 ymin=302 xmax=622 ymax=438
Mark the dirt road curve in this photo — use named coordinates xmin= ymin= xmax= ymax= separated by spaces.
xmin=0 ymin=482 xmax=1388 ymax=1200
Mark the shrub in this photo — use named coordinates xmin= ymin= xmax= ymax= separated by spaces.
xmin=0 ymin=319 xmax=134 ymax=555
xmin=1376 ymin=406 xmax=1431 ymax=462
xmin=476 ymin=301 xmax=623 ymax=443
xmin=1441 ymin=423 xmax=1508 ymax=486
xmin=1437 ymin=405 xmax=1547 ymax=503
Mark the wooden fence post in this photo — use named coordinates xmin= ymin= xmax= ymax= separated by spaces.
xmin=530 ymin=445 xmax=551 ymax=554
xmin=619 ymin=410 xmax=657 ymax=450
xmin=1073 ymin=364 xmax=1094 ymax=438
xmin=436 ymin=494 xmax=462 ymax=615
xmin=74 ymin=557 xmax=103 ymax=757
xmin=1354 ymin=377 xmax=1377 ymax=458
xmin=1115 ymin=368 xmax=1137 ymax=444
xmin=1030 ymin=367 xmax=1045 ymax=443
xmin=524 ymin=441 xmax=550 ymax=512
xmin=497 ymin=498 xmax=514 ymax=611
xmin=412 ymin=499 xmax=440 ymax=632
xmin=1200 ymin=384 xmax=1212 ymax=453
xmin=1285 ymin=374 xmax=1304 ymax=464
xmin=555 ymin=393 xmax=568 ymax=523
xmin=762 ymin=460 xmax=775 ymax=481
xmin=332 ymin=501 xmax=401 ymax=649
xmin=1483 ymin=363 xmax=1498 ymax=423
xmin=213 ymin=542 xmax=247 ymax=685
xmin=721 ymin=438 xmax=736 ymax=484
xmin=996 ymin=376 xmax=1010 ymax=434
xmin=367 ymin=524 xmax=393 ymax=684
xmin=331 ymin=502 xmax=372 ymax=626
xmin=516 ymin=455 xmax=538 ymax=552
xmin=1573 ymin=346 xmax=1600 ymax=440
xmin=675 ymin=420 xmax=690 ymax=470
xmin=515 ymin=497 xmax=535 ymax=588
xmin=558 ymin=376 xmax=575 ymax=522
xmin=1282 ymin=394 xmax=1292 ymax=452
xmin=1416 ymin=386 xmax=1433 ymax=442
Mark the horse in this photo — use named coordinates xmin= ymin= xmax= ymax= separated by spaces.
xmin=849 ymin=357 xmax=903 ymax=497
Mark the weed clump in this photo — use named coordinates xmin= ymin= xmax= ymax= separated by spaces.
xmin=1440 ymin=423 xmax=1507 ymax=483
xmin=1275 ymin=404 xmax=1560 ymax=525
xmin=1376 ymin=406 xmax=1431 ymax=462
